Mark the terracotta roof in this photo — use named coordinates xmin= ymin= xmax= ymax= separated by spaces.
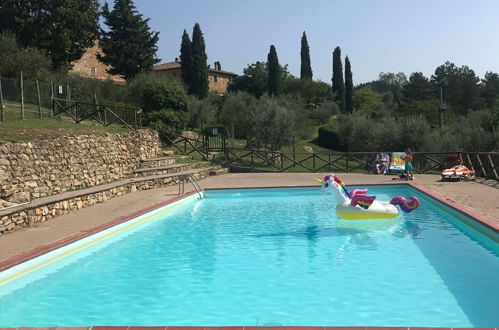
xmin=153 ymin=61 xmax=238 ymax=77
xmin=209 ymin=68 xmax=238 ymax=77
xmin=153 ymin=61 xmax=181 ymax=70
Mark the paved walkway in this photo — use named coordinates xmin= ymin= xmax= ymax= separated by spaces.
xmin=0 ymin=173 xmax=498 ymax=262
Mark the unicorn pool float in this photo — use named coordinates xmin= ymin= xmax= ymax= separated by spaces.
xmin=317 ymin=174 xmax=420 ymax=220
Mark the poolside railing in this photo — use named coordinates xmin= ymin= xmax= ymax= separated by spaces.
xmin=223 ymin=148 xmax=499 ymax=180
xmin=164 ymin=135 xmax=499 ymax=180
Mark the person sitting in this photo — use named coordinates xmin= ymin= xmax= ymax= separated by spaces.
xmin=374 ymin=153 xmax=390 ymax=174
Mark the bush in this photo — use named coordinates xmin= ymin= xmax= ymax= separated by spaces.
xmin=57 ymin=73 xmax=126 ymax=105
xmin=131 ymin=76 xmax=189 ymax=139
xmin=146 ymin=109 xmax=188 ymax=137
xmin=246 ymin=95 xmax=296 ymax=150
xmin=317 ymin=120 xmax=347 ymax=151
xmin=187 ymin=95 xmax=218 ymax=129
xmin=220 ymin=92 xmax=257 ymax=140
xmin=0 ymin=32 xmax=52 ymax=80
xmin=326 ymin=113 xmax=433 ymax=152
xmin=142 ymin=80 xmax=187 ymax=113
xmin=311 ymin=101 xmax=339 ymax=124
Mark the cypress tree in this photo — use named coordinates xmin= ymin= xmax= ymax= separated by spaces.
xmin=179 ymin=29 xmax=193 ymax=88
xmin=190 ymin=23 xmax=209 ymax=98
xmin=345 ymin=56 xmax=353 ymax=113
xmin=267 ymin=45 xmax=280 ymax=96
xmin=332 ymin=46 xmax=345 ymax=109
xmin=99 ymin=0 xmax=160 ymax=81
xmin=300 ymin=31 xmax=312 ymax=80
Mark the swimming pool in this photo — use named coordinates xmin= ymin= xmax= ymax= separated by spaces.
xmin=0 ymin=185 xmax=497 ymax=327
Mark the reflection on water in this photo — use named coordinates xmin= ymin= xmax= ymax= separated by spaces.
xmin=392 ymin=220 xmax=422 ymax=239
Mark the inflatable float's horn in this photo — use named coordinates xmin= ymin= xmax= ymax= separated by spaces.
xmin=390 ymin=196 xmax=420 ymax=213
xmin=313 ymin=178 xmax=323 ymax=184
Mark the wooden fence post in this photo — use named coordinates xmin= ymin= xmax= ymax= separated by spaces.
xmin=20 ymin=71 xmax=25 ymax=120
xmin=476 ymin=154 xmax=487 ymax=178
xmin=487 ymin=154 xmax=499 ymax=180
xmin=0 ymin=75 xmax=4 ymax=122
xmin=36 ymin=80 xmax=42 ymax=118
xmin=50 ymin=82 xmax=54 ymax=117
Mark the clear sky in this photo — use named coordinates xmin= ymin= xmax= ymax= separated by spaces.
xmin=111 ymin=0 xmax=499 ymax=84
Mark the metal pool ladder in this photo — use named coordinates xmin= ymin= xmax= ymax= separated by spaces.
xmin=178 ymin=174 xmax=205 ymax=199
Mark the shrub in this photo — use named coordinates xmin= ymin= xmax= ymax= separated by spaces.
xmin=142 ymin=80 xmax=187 ymax=113
xmin=312 ymin=101 xmax=339 ymax=124
xmin=146 ymin=109 xmax=188 ymax=137
xmin=247 ymin=95 xmax=296 ymax=150
xmin=220 ymin=92 xmax=257 ymax=139
xmin=53 ymin=72 xmax=127 ymax=105
xmin=317 ymin=120 xmax=348 ymax=151
xmin=187 ymin=95 xmax=217 ymax=129
xmin=0 ymin=32 xmax=52 ymax=80
xmin=135 ymin=76 xmax=189 ymax=139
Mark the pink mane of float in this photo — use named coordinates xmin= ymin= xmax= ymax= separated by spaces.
xmin=389 ymin=196 xmax=420 ymax=213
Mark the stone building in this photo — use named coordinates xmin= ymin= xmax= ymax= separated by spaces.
xmin=71 ymin=40 xmax=126 ymax=84
xmin=153 ymin=59 xmax=238 ymax=93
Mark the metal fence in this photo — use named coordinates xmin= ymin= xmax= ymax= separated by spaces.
xmin=0 ymin=75 xmax=54 ymax=121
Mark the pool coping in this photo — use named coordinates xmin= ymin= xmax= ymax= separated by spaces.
xmin=0 ymin=183 xmax=497 ymax=274
xmin=0 ymin=327 xmax=495 ymax=330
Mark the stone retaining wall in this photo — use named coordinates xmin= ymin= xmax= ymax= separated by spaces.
xmin=0 ymin=129 xmax=160 ymax=204
xmin=0 ymin=170 xmax=212 ymax=234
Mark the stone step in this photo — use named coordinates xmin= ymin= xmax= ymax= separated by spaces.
xmin=168 ymin=155 xmax=194 ymax=160
xmin=161 ymin=150 xmax=175 ymax=156
xmin=139 ymin=157 xmax=176 ymax=168
xmin=0 ymin=166 xmax=229 ymax=235
xmin=133 ymin=164 xmax=193 ymax=177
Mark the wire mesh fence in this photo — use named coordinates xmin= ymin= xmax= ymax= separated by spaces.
xmin=0 ymin=75 xmax=53 ymax=121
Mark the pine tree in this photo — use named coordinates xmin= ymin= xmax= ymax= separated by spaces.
xmin=267 ymin=45 xmax=280 ymax=96
xmin=190 ymin=23 xmax=209 ymax=98
xmin=0 ymin=0 xmax=99 ymax=69
xmin=332 ymin=46 xmax=345 ymax=109
xmin=99 ymin=0 xmax=160 ymax=81
xmin=345 ymin=56 xmax=353 ymax=113
xmin=179 ymin=29 xmax=193 ymax=88
xmin=300 ymin=32 xmax=312 ymax=80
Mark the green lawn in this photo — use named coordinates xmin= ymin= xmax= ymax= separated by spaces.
xmin=167 ymin=134 xmax=371 ymax=173
xmin=1 ymin=100 xmax=52 ymax=120
xmin=0 ymin=117 xmax=129 ymax=142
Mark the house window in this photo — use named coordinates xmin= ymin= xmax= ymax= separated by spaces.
xmin=90 ymin=67 xmax=96 ymax=77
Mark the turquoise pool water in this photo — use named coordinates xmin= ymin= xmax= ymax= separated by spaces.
xmin=0 ymin=186 xmax=498 ymax=327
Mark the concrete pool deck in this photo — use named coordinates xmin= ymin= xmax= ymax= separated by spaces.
xmin=0 ymin=173 xmax=498 ymax=263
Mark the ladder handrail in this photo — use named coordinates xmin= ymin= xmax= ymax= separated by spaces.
xmin=188 ymin=175 xmax=205 ymax=199
xmin=178 ymin=174 xmax=205 ymax=199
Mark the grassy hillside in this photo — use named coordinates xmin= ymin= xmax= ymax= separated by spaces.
xmin=0 ymin=117 xmax=129 ymax=142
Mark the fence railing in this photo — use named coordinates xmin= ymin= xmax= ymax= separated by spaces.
xmin=222 ymin=148 xmax=499 ymax=180
xmin=163 ymin=134 xmax=499 ymax=181
xmin=163 ymin=134 xmax=209 ymax=160
xmin=52 ymin=98 xmax=142 ymax=130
